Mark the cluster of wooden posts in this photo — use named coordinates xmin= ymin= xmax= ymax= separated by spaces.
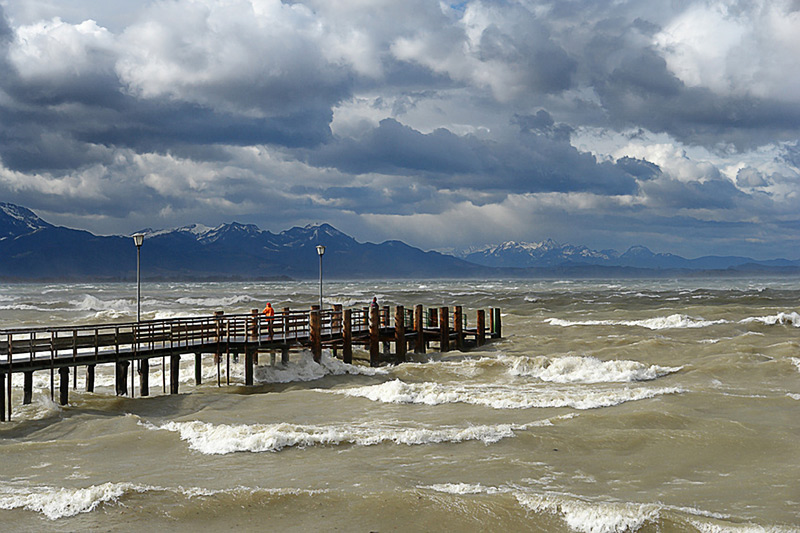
xmin=0 ymin=304 xmax=501 ymax=421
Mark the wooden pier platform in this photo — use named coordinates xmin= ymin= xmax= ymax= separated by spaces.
xmin=0 ymin=304 xmax=501 ymax=421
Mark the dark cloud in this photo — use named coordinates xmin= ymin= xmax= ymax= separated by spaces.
xmin=1 ymin=0 xmax=799 ymax=258
xmin=310 ymin=118 xmax=637 ymax=196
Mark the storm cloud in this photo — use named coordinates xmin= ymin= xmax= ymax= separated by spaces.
xmin=0 ymin=0 xmax=799 ymax=259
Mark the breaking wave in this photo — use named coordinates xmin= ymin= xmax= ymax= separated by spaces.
xmin=545 ymin=314 xmax=728 ymax=330
xmin=255 ymin=352 xmax=387 ymax=383
xmin=326 ymin=379 xmax=683 ymax=410
xmin=149 ymin=419 xmax=525 ymax=454
xmin=504 ymin=355 xmax=682 ymax=383
xmin=740 ymin=311 xmax=800 ymax=328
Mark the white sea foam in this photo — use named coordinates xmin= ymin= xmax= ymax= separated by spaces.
xmin=176 ymin=295 xmax=259 ymax=308
xmin=255 ymin=352 xmax=387 ymax=383
xmin=72 ymin=294 xmax=133 ymax=313
xmin=791 ymin=358 xmax=800 ymax=373
xmin=504 ymin=355 xmax=682 ymax=383
xmin=150 ymin=419 xmax=521 ymax=454
xmin=327 ymin=379 xmax=683 ymax=410
xmin=514 ymin=492 xmax=660 ymax=533
xmin=0 ymin=481 xmax=325 ymax=520
xmin=423 ymin=482 xmax=509 ymax=495
xmin=545 ymin=314 xmax=728 ymax=330
xmin=425 ymin=484 xmax=661 ymax=533
xmin=740 ymin=311 xmax=800 ymax=328
xmin=0 ymin=482 xmax=140 ymax=520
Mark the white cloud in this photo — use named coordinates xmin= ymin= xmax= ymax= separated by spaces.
xmin=9 ymin=17 xmax=116 ymax=81
xmin=654 ymin=0 xmax=800 ymax=102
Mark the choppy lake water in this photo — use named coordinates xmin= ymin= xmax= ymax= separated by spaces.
xmin=1 ymin=279 xmax=799 ymax=532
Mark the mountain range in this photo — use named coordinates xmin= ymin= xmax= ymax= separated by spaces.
xmin=2 ymin=202 xmax=799 ymax=280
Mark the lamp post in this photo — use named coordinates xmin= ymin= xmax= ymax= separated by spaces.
xmin=132 ymin=233 xmax=144 ymax=322
xmin=316 ymin=244 xmax=326 ymax=309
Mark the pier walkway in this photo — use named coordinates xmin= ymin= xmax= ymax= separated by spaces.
xmin=0 ymin=304 xmax=501 ymax=421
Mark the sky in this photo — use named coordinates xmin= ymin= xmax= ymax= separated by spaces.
xmin=1 ymin=0 xmax=799 ymax=259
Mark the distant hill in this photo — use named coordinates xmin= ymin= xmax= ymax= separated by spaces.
xmin=2 ymin=202 xmax=799 ymax=280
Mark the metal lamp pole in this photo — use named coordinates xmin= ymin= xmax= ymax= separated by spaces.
xmin=132 ymin=233 xmax=144 ymax=321
xmin=316 ymin=245 xmax=326 ymax=309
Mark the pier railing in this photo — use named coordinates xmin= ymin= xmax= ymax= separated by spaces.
xmin=0 ymin=304 xmax=501 ymax=421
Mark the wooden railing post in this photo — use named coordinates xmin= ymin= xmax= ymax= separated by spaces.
xmin=395 ymin=305 xmax=406 ymax=363
xmin=439 ymin=307 xmax=449 ymax=352
xmin=343 ymin=308 xmax=353 ymax=364
xmin=414 ymin=304 xmax=426 ymax=354
xmin=369 ymin=304 xmax=380 ymax=366
xmin=250 ymin=308 xmax=260 ymax=365
xmin=477 ymin=309 xmax=485 ymax=346
xmin=282 ymin=307 xmax=290 ymax=341
xmin=310 ymin=305 xmax=322 ymax=363
xmin=454 ymin=306 xmax=463 ymax=351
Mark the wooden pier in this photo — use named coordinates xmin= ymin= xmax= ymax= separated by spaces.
xmin=0 ymin=304 xmax=501 ymax=421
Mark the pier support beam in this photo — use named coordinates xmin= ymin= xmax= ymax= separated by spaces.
xmin=170 ymin=354 xmax=180 ymax=394
xmin=414 ymin=305 xmax=425 ymax=354
xmin=454 ymin=306 xmax=464 ymax=351
xmin=116 ymin=361 xmax=129 ymax=396
xmin=310 ymin=305 xmax=322 ymax=363
xmin=369 ymin=304 xmax=380 ymax=366
xmin=281 ymin=347 xmax=289 ymax=365
xmin=59 ymin=367 xmax=70 ymax=405
xmin=477 ymin=310 xmax=486 ymax=347
xmin=139 ymin=359 xmax=149 ymax=397
xmin=86 ymin=365 xmax=95 ymax=393
xmin=195 ymin=353 xmax=202 ymax=385
xmin=23 ymin=371 xmax=33 ymax=405
xmin=493 ymin=308 xmax=502 ymax=338
xmin=343 ymin=308 xmax=353 ymax=364
xmin=1 ymin=372 xmax=6 ymax=421
xmin=245 ymin=348 xmax=254 ymax=386
xmin=395 ymin=305 xmax=406 ymax=363
xmin=439 ymin=307 xmax=450 ymax=352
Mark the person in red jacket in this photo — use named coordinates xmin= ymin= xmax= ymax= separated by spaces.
xmin=263 ymin=302 xmax=275 ymax=340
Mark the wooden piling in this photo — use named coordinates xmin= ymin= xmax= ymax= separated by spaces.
xmin=414 ymin=304 xmax=426 ymax=354
xmin=369 ymin=304 xmax=380 ymax=366
xmin=477 ymin=309 xmax=486 ymax=346
xmin=454 ymin=306 xmax=463 ymax=351
xmin=23 ymin=371 xmax=33 ymax=405
xmin=140 ymin=358 xmax=149 ymax=397
xmin=395 ymin=305 xmax=406 ymax=363
xmin=245 ymin=348 xmax=254 ymax=386
xmin=195 ymin=352 xmax=202 ymax=385
xmin=59 ymin=366 xmax=69 ymax=405
xmin=170 ymin=354 xmax=180 ymax=394
xmin=493 ymin=308 xmax=502 ymax=337
xmin=87 ymin=365 xmax=95 ymax=392
xmin=116 ymin=361 xmax=129 ymax=396
xmin=0 ymin=372 xmax=5 ymax=421
xmin=310 ymin=305 xmax=322 ymax=363
xmin=439 ymin=307 xmax=450 ymax=352
xmin=343 ymin=308 xmax=353 ymax=364
xmin=281 ymin=347 xmax=289 ymax=365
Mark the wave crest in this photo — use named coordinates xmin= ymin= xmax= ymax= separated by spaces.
xmin=150 ymin=419 xmax=520 ymax=454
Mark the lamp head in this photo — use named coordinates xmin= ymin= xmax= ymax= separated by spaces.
xmin=316 ymin=244 xmax=326 ymax=256
xmin=132 ymin=233 xmax=145 ymax=247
